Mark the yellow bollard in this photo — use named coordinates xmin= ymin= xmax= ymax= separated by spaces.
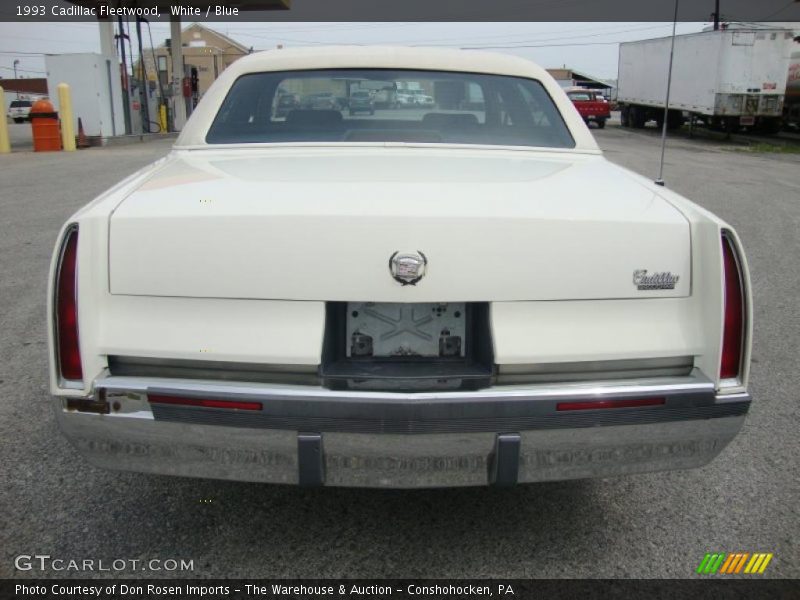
xmin=57 ymin=83 xmax=76 ymax=152
xmin=159 ymin=103 xmax=168 ymax=134
xmin=0 ymin=86 xmax=10 ymax=154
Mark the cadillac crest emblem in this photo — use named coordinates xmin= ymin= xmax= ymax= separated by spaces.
xmin=389 ymin=251 xmax=427 ymax=286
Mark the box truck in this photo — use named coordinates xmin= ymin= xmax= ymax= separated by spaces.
xmin=617 ymin=29 xmax=794 ymax=134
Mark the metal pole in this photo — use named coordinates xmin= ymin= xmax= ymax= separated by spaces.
xmin=655 ymin=0 xmax=680 ymax=187
xmin=0 ymin=86 xmax=11 ymax=153
xmin=13 ymin=60 xmax=19 ymax=97
xmin=713 ymin=0 xmax=720 ymax=31
xmin=135 ymin=17 xmax=150 ymax=133
xmin=117 ymin=17 xmax=132 ymax=134
xmin=105 ymin=59 xmax=117 ymax=137
xmin=170 ymin=15 xmax=187 ymax=131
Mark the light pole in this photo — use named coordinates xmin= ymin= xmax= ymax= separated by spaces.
xmin=13 ymin=60 xmax=20 ymax=97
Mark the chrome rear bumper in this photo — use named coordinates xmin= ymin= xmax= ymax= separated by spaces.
xmin=54 ymin=372 xmax=749 ymax=488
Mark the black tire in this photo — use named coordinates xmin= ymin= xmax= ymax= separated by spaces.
xmin=596 ymin=118 xmax=606 ymax=129
xmin=630 ymin=106 xmax=647 ymax=129
xmin=620 ymin=107 xmax=630 ymax=127
xmin=13 ymin=118 xmax=23 ymax=124
xmin=628 ymin=106 xmax=643 ymax=129
xmin=757 ymin=118 xmax=782 ymax=135
xmin=666 ymin=110 xmax=685 ymax=130
xmin=724 ymin=117 xmax=741 ymax=134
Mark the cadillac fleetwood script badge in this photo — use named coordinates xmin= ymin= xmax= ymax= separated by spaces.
xmin=633 ymin=269 xmax=680 ymax=290
xmin=390 ymin=251 xmax=427 ymax=285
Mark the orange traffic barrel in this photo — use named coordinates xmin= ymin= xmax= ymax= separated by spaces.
xmin=30 ymin=99 xmax=62 ymax=152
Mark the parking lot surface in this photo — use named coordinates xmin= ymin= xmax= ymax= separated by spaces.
xmin=5 ymin=120 xmax=34 ymax=151
xmin=1 ymin=125 xmax=798 ymax=579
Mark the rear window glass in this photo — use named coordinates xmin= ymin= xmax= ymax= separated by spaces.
xmin=567 ymin=92 xmax=593 ymax=101
xmin=10 ymin=100 xmax=32 ymax=108
xmin=207 ymin=68 xmax=575 ymax=148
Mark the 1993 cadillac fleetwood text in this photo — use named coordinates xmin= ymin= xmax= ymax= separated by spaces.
xmin=16 ymin=4 xmax=239 ymax=17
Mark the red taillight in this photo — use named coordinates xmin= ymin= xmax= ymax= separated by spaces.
xmin=148 ymin=394 xmax=263 ymax=411
xmin=720 ymin=233 xmax=745 ymax=380
xmin=55 ymin=226 xmax=83 ymax=382
xmin=556 ymin=397 xmax=665 ymax=411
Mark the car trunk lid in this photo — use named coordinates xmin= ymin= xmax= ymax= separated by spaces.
xmin=109 ymin=148 xmax=690 ymax=302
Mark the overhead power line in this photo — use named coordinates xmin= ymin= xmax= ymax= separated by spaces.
xmin=0 ymin=65 xmax=46 ymax=74
xmin=226 ymin=22 xmax=682 ymax=48
xmin=760 ymin=0 xmax=796 ymax=21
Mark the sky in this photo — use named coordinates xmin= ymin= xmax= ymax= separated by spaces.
xmin=0 ymin=21 xmax=719 ymax=83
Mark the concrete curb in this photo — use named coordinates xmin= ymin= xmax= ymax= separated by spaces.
xmin=102 ymin=132 xmax=179 ymax=146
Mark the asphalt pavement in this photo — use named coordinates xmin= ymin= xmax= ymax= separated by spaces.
xmin=1 ymin=123 xmax=798 ymax=579
xmin=5 ymin=120 xmax=34 ymax=151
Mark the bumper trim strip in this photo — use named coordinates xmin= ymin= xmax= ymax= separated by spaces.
xmin=149 ymin=401 xmax=749 ymax=434
xmin=92 ymin=372 xmax=750 ymax=434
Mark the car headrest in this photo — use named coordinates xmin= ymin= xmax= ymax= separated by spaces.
xmin=421 ymin=113 xmax=480 ymax=129
xmin=285 ymin=109 xmax=343 ymax=128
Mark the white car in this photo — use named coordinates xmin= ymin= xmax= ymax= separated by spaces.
xmin=8 ymin=98 xmax=33 ymax=123
xmin=397 ymin=89 xmax=435 ymax=108
xmin=395 ymin=91 xmax=417 ymax=106
xmin=410 ymin=89 xmax=435 ymax=107
xmin=49 ymin=47 xmax=751 ymax=488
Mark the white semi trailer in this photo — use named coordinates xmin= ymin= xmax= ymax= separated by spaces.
xmin=617 ymin=28 xmax=795 ymax=134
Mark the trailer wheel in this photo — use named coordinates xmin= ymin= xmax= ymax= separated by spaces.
xmin=667 ymin=110 xmax=685 ymax=130
xmin=620 ymin=107 xmax=630 ymax=127
xmin=630 ymin=106 xmax=646 ymax=129
xmin=757 ymin=118 xmax=782 ymax=135
xmin=724 ymin=117 xmax=741 ymax=134
xmin=596 ymin=118 xmax=606 ymax=129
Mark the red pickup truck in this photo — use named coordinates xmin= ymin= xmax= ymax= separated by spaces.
xmin=566 ymin=88 xmax=611 ymax=129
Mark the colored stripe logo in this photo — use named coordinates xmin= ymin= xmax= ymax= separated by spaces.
xmin=696 ymin=553 xmax=773 ymax=574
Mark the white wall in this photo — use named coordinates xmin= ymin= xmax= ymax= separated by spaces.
xmin=45 ymin=53 xmax=125 ymax=137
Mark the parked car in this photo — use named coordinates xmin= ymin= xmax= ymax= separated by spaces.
xmin=302 ymin=92 xmax=342 ymax=110
xmin=396 ymin=89 xmax=435 ymax=108
xmin=395 ymin=90 xmax=417 ymax=107
xmin=566 ymin=88 xmax=611 ymax=129
xmin=409 ymin=89 xmax=435 ymax=108
xmin=49 ymin=46 xmax=751 ymax=489
xmin=274 ymin=92 xmax=300 ymax=118
xmin=348 ymin=90 xmax=375 ymax=115
xmin=372 ymin=87 xmax=397 ymax=109
xmin=7 ymin=99 xmax=33 ymax=123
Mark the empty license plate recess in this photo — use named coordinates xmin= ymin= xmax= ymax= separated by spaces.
xmin=346 ymin=302 xmax=467 ymax=358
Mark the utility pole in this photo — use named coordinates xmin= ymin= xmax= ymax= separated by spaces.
xmin=13 ymin=59 xmax=19 ymax=97
xmin=116 ymin=17 xmax=132 ymax=134
xmin=135 ymin=17 xmax=150 ymax=133
xmin=712 ymin=0 xmax=720 ymax=30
